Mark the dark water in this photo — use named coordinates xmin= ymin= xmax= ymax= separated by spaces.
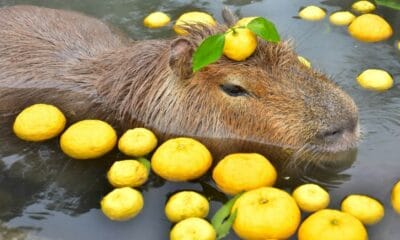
xmin=0 ymin=0 xmax=399 ymax=239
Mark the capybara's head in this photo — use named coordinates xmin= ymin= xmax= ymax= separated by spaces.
xmin=106 ymin=12 xmax=359 ymax=166
xmin=161 ymin=25 xmax=357 ymax=162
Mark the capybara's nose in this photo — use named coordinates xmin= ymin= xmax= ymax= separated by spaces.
xmin=315 ymin=117 xmax=358 ymax=143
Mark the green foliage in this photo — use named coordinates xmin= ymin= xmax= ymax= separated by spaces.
xmin=375 ymin=0 xmax=400 ymax=10
xmin=192 ymin=17 xmax=280 ymax=71
xmin=192 ymin=34 xmax=225 ymax=72
xmin=137 ymin=157 xmax=151 ymax=173
xmin=247 ymin=17 xmax=280 ymax=43
xmin=211 ymin=193 xmax=242 ymax=239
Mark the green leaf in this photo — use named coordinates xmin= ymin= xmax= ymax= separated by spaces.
xmin=211 ymin=193 xmax=242 ymax=239
xmin=247 ymin=17 xmax=280 ymax=43
xmin=192 ymin=34 xmax=225 ymax=72
xmin=137 ymin=157 xmax=151 ymax=173
xmin=216 ymin=210 xmax=237 ymax=240
xmin=375 ymin=0 xmax=400 ymax=10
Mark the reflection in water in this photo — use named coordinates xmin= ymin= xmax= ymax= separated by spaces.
xmin=0 ymin=0 xmax=399 ymax=239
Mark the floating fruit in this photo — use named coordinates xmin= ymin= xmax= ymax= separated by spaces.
xmin=232 ymin=187 xmax=301 ymax=239
xmin=298 ymin=209 xmax=368 ymax=240
xmin=212 ymin=153 xmax=277 ymax=195
xmin=292 ymin=183 xmax=330 ymax=212
xmin=329 ymin=11 xmax=356 ymax=26
xmin=101 ymin=187 xmax=144 ymax=221
xmin=13 ymin=104 xmax=66 ymax=141
xmin=107 ymin=160 xmax=149 ymax=187
xmin=118 ymin=128 xmax=158 ymax=157
xmin=143 ymin=12 xmax=170 ymax=28
xmin=356 ymin=69 xmax=393 ymax=91
xmin=165 ymin=191 xmax=209 ymax=222
xmin=60 ymin=119 xmax=117 ymax=159
xmin=299 ymin=6 xmax=326 ymax=21
xmin=151 ymin=137 xmax=212 ymax=181
xmin=174 ymin=12 xmax=216 ymax=35
xmin=348 ymin=14 xmax=393 ymax=42
xmin=341 ymin=194 xmax=384 ymax=225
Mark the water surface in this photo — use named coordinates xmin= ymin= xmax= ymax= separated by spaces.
xmin=0 ymin=0 xmax=399 ymax=239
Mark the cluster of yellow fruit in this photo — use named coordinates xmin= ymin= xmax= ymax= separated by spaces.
xmin=143 ymin=10 xmax=216 ymax=34
xmin=12 ymin=103 xmax=400 ymax=239
xmin=299 ymin=1 xmax=393 ymax=42
xmin=144 ymin=10 xmax=259 ymax=62
xmin=299 ymin=1 xmax=395 ymax=92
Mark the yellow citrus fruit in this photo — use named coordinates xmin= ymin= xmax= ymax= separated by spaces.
xmin=223 ymin=28 xmax=257 ymax=61
xmin=143 ymin=11 xmax=170 ymax=28
xmin=341 ymin=194 xmax=384 ymax=225
xmin=298 ymin=209 xmax=368 ymax=240
xmin=298 ymin=56 xmax=312 ymax=68
xmin=298 ymin=6 xmax=326 ymax=21
xmin=212 ymin=153 xmax=277 ymax=195
xmin=107 ymin=160 xmax=149 ymax=188
xmin=232 ymin=187 xmax=301 ymax=240
xmin=13 ymin=104 xmax=66 ymax=142
xmin=292 ymin=184 xmax=330 ymax=212
xmin=151 ymin=137 xmax=212 ymax=181
xmin=174 ymin=12 xmax=216 ymax=35
xmin=356 ymin=69 xmax=393 ymax=91
xmin=165 ymin=191 xmax=209 ymax=223
xmin=235 ymin=16 xmax=258 ymax=27
xmin=352 ymin=1 xmax=376 ymax=13
xmin=348 ymin=14 xmax=393 ymax=42
xmin=329 ymin=11 xmax=356 ymax=26
xmin=118 ymin=128 xmax=158 ymax=157
xmin=392 ymin=180 xmax=400 ymax=214
xmin=60 ymin=120 xmax=117 ymax=159
xmin=170 ymin=217 xmax=216 ymax=240
xmin=100 ymin=187 xmax=144 ymax=221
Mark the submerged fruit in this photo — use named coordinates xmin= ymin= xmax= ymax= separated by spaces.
xmin=232 ymin=187 xmax=301 ymax=240
xmin=107 ymin=160 xmax=149 ymax=187
xmin=341 ymin=194 xmax=384 ymax=225
xmin=298 ymin=209 xmax=368 ymax=240
xmin=151 ymin=137 xmax=212 ymax=181
xmin=101 ymin=187 xmax=144 ymax=221
xmin=223 ymin=28 xmax=257 ymax=61
xmin=143 ymin=12 xmax=170 ymax=28
xmin=298 ymin=6 xmax=326 ymax=21
xmin=13 ymin=104 xmax=66 ymax=141
xmin=174 ymin=12 xmax=216 ymax=35
xmin=165 ymin=191 xmax=209 ymax=222
xmin=170 ymin=217 xmax=216 ymax=240
xmin=118 ymin=128 xmax=158 ymax=157
xmin=292 ymin=184 xmax=330 ymax=212
xmin=212 ymin=153 xmax=277 ymax=195
xmin=329 ymin=11 xmax=356 ymax=26
xmin=60 ymin=120 xmax=117 ymax=159
xmin=348 ymin=14 xmax=393 ymax=42
xmin=352 ymin=1 xmax=376 ymax=13
xmin=356 ymin=69 xmax=393 ymax=91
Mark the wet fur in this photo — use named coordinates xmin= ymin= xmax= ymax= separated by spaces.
xmin=0 ymin=5 xmax=359 ymax=168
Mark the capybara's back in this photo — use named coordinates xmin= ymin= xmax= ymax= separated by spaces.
xmin=0 ymin=6 xmax=129 ymax=116
xmin=0 ymin=5 xmax=359 ymax=165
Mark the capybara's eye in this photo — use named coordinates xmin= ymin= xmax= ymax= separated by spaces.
xmin=219 ymin=83 xmax=249 ymax=97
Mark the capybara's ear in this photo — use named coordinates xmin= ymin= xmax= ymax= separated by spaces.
xmin=222 ymin=7 xmax=238 ymax=27
xmin=169 ymin=38 xmax=194 ymax=79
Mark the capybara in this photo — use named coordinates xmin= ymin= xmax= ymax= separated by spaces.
xmin=0 ymin=5 xmax=359 ymax=168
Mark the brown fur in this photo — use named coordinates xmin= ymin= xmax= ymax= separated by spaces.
xmin=0 ymin=5 xmax=359 ymax=167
